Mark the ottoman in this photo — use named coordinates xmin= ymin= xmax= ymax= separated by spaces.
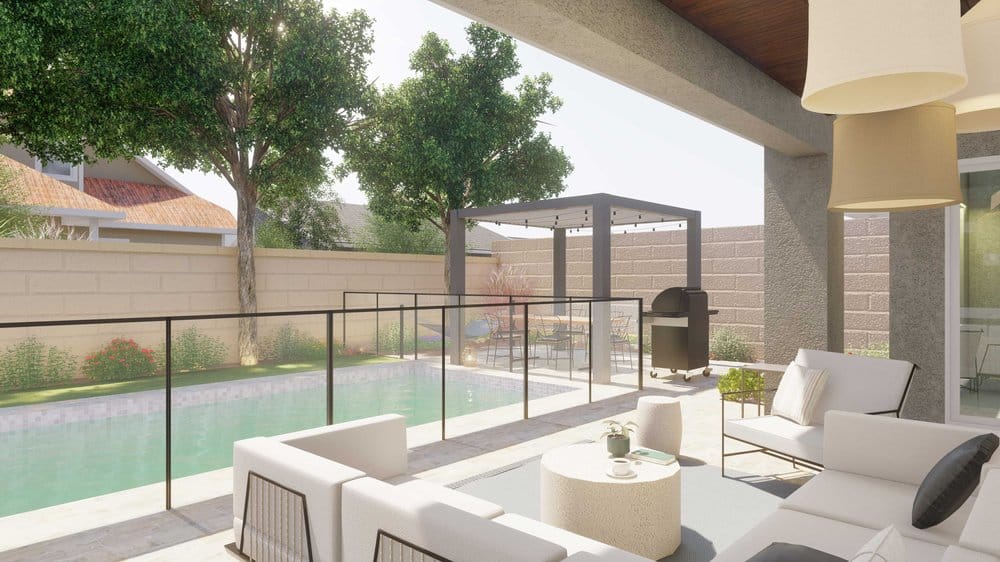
xmin=635 ymin=396 xmax=682 ymax=455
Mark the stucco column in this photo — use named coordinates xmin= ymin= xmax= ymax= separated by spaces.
xmin=553 ymin=228 xmax=567 ymax=315
xmin=890 ymin=210 xmax=945 ymax=422
xmin=591 ymin=201 xmax=612 ymax=383
xmin=763 ymin=149 xmax=844 ymax=363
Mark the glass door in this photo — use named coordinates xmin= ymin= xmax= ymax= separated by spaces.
xmin=949 ymin=157 xmax=1000 ymax=425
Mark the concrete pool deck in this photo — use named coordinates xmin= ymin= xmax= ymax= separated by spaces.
xmin=0 ymin=363 xmax=807 ymax=560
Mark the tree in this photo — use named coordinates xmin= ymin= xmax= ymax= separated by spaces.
xmin=258 ymin=190 xmax=346 ymax=251
xmin=357 ymin=214 xmax=446 ymax=255
xmin=0 ymin=1 xmax=374 ymax=365
xmin=0 ymin=164 xmax=40 ymax=237
xmin=341 ymin=23 xmax=572 ymax=291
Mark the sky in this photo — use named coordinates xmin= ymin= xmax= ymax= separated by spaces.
xmin=165 ymin=0 xmax=764 ymax=237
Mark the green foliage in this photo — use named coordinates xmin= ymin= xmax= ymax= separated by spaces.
xmin=83 ymin=338 xmax=157 ymax=382
xmin=717 ymin=368 xmax=766 ymax=403
xmin=357 ymin=214 xmax=445 ymax=255
xmin=261 ymin=324 xmax=327 ymax=363
xmin=256 ymin=218 xmax=298 ymax=249
xmin=376 ymin=321 xmax=441 ymax=355
xmin=340 ymin=23 xmax=572 ymax=289
xmin=850 ymin=342 xmax=890 ymax=359
xmin=710 ymin=328 xmax=755 ymax=362
xmin=0 ymin=337 xmax=77 ymax=391
xmin=160 ymin=326 xmax=228 ymax=372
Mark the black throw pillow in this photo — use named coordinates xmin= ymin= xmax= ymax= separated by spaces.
xmin=912 ymin=433 xmax=999 ymax=529
xmin=746 ymin=542 xmax=846 ymax=562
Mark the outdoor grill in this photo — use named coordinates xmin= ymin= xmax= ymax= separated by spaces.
xmin=643 ymin=287 xmax=718 ymax=382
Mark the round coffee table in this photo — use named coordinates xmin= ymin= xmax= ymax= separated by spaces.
xmin=539 ymin=443 xmax=681 ymax=559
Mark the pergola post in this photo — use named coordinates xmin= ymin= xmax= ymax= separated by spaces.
xmin=553 ymin=228 xmax=567 ymax=314
xmin=686 ymin=211 xmax=702 ymax=288
xmin=591 ymin=199 xmax=612 ymax=383
xmin=447 ymin=211 xmax=466 ymax=365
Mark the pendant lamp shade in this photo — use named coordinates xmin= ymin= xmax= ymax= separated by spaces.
xmin=829 ymin=102 xmax=962 ymax=212
xmin=802 ymin=0 xmax=967 ymax=115
xmin=948 ymin=0 xmax=1000 ymax=133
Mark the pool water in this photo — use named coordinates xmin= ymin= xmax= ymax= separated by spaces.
xmin=0 ymin=372 xmax=536 ymax=517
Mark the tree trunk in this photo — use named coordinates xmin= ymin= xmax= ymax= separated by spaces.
xmin=442 ymin=212 xmax=452 ymax=294
xmin=236 ymin=188 xmax=259 ymax=366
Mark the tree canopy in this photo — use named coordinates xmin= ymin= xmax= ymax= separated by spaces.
xmin=340 ymin=23 xmax=572 ymax=289
xmin=0 ymin=0 xmax=374 ymax=363
xmin=357 ymin=215 xmax=446 ymax=256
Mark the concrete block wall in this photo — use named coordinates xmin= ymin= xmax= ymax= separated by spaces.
xmin=0 ymin=239 xmax=495 ymax=367
xmin=493 ymin=216 xmax=889 ymax=360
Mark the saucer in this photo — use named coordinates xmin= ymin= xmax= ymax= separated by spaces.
xmin=605 ymin=468 xmax=637 ymax=479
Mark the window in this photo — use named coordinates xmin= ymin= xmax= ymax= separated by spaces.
xmin=35 ymin=158 xmax=79 ymax=182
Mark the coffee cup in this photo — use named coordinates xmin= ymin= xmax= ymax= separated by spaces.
xmin=610 ymin=458 xmax=632 ymax=476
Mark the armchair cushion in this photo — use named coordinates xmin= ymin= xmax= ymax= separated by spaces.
xmin=794 ymin=349 xmax=913 ymax=422
xmin=912 ymin=434 xmax=999 ymax=529
xmin=495 ymin=513 xmax=653 ymax=562
xmin=724 ymin=415 xmax=824 ymax=465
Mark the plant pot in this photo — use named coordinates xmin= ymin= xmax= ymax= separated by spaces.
xmin=607 ymin=435 xmax=630 ymax=458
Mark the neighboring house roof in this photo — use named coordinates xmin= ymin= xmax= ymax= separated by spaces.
xmin=0 ymin=155 xmax=123 ymax=219
xmin=84 ymin=178 xmax=236 ymax=231
xmin=335 ymin=202 xmax=507 ymax=255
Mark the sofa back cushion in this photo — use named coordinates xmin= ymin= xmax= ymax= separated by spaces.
xmin=795 ymin=349 xmax=913 ymax=423
xmin=277 ymin=414 xmax=408 ymax=480
xmin=341 ymin=477 xmax=567 ymax=562
xmin=824 ymin=411 xmax=992 ymax=485
xmin=960 ymin=468 xmax=1000 ymax=557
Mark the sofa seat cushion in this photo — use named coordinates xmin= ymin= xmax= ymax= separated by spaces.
xmin=495 ymin=513 xmax=653 ymax=562
xmin=395 ymin=479 xmax=505 ymax=519
xmin=780 ymin=470 xmax=973 ymax=547
xmin=960 ymin=468 xmax=1000 ymax=557
xmin=342 ymin=477 xmax=567 ymax=562
xmin=712 ymin=508 xmax=946 ymax=562
xmin=943 ymin=546 xmax=1000 ymax=562
xmin=724 ymin=416 xmax=824 ymax=464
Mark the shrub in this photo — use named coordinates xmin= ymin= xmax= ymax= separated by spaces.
xmin=717 ymin=368 xmax=766 ymax=403
xmin=709 ymin=328 xmax=754 ymax=362
xmin=376 ymin=321 xmax=441 ymax=355
xmin=261 ymin=324 xmax=326 ymax=363
xmin=83 ymin=338 xmax=157 ymax=382
xmin=850 ymin=342 xmax=889 ymax=359
xmin=0 ymin=337 xmax=77 ymax=391
xmin=159 ymin=327 xmax=228 ymax=372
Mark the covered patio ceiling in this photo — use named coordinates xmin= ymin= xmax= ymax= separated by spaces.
xmin=660 ymin=0 xmax=982 ymax=96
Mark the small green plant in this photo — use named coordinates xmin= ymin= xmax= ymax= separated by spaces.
xmin=0 ymin=337 xmax=77 ymax=390
xmin=83 ymin=338 xmax=157 ymax=382
xmin=260 ymin=324 xmax=326 ymax=363
xmin=709 ymin=328 xmax=754 ymax=362
xmin=376 ymin=321 xmax=441 ymax=355
xmin=158 ymin=327 xmax=228 ymax=372
xmin=717 ymin=368 xmax=766 ymax=403
xmin=599 ymin=419 xmax=638 ymax=439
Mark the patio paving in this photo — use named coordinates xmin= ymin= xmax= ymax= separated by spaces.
xmin=0 ymin=366 xmax=811 ymax=562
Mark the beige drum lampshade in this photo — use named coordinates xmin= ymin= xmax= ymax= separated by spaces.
xmin=948 ymin=0 xmax=1000 ymax=133
xmin=829 ymin=102 xmax=962 ymax=212
xmin=802 ymin=0 xmax=967 ymax=115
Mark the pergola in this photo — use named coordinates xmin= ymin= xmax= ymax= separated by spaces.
xmin=448 ymin=193 xmax=703 ymax=381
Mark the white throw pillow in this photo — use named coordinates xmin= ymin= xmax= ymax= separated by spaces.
xmin=852 ymin=525 xmax=905 ymax=562
xmin=771 ymin=362 xmax=828 ymax=425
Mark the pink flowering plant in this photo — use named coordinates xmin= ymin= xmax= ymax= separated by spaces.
xmin=83 ymin=338 xmax=158 ymax=382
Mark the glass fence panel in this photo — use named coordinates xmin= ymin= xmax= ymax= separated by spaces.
xmin=0 ymin=322 xmax=166 ymax=518
xmin=525 ymin=301 xmax=590 ymax=419
xmin=170 ymin=315 xmax=327 ymax=508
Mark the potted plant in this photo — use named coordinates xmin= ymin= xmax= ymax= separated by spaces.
xmin=601 ymin=420 xmax=638 ymax=458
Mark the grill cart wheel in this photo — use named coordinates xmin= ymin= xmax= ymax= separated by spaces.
xmin=703 ymin=367 xmax=712 ymax=377
xmin=650 ymin=371 xmax=659 ymax=378
xmin=670 ymin=369 xmax=678 ymax=373
xmin=683 ymin=373 xmax=692 ymax=382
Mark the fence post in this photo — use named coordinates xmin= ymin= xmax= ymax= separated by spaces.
xmin=398 ymin=305 xmax=404 ymax=359
xmin=413 ymin=294 xmax=418 ymax=360
xmin=326 ymin=312 xmax=334 ymax=425
xmin=165 ymin=317 xmax=172 ymax=511
xmin=441 ymin=307 xmax=446 ymax=440
xmin=375 ymin=293 xmax=380 ymax=356
xmin=508 ymin=295 xmax=514 ymax=373
xmin=342 ymin=292 xmax=347 ymax=348
xmin=568 ymin=298 xmax=574 ymax=379
xmin=523 ymin=304 xmax=529 ymax=420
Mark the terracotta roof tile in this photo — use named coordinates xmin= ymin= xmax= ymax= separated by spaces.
xmin=0 ymin=156 xmax=120 ymax=215
xmin=84 ymin=178 xmax=236 ymax=230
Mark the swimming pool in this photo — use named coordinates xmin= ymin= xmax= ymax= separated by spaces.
xmin=0 ymin=363 xmax=572 ymax=517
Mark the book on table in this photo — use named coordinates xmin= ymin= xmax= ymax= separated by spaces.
xmin=627 ymin=447 xmax=676 ymax=465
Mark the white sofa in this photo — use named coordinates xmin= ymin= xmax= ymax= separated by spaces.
xmin=232 ymin=414 xmax=653 ymax=562
xmin=723 ymin=349 xmax=916 ymax=470
xmin=714 ymin=411 xmax=1000 ymax=561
